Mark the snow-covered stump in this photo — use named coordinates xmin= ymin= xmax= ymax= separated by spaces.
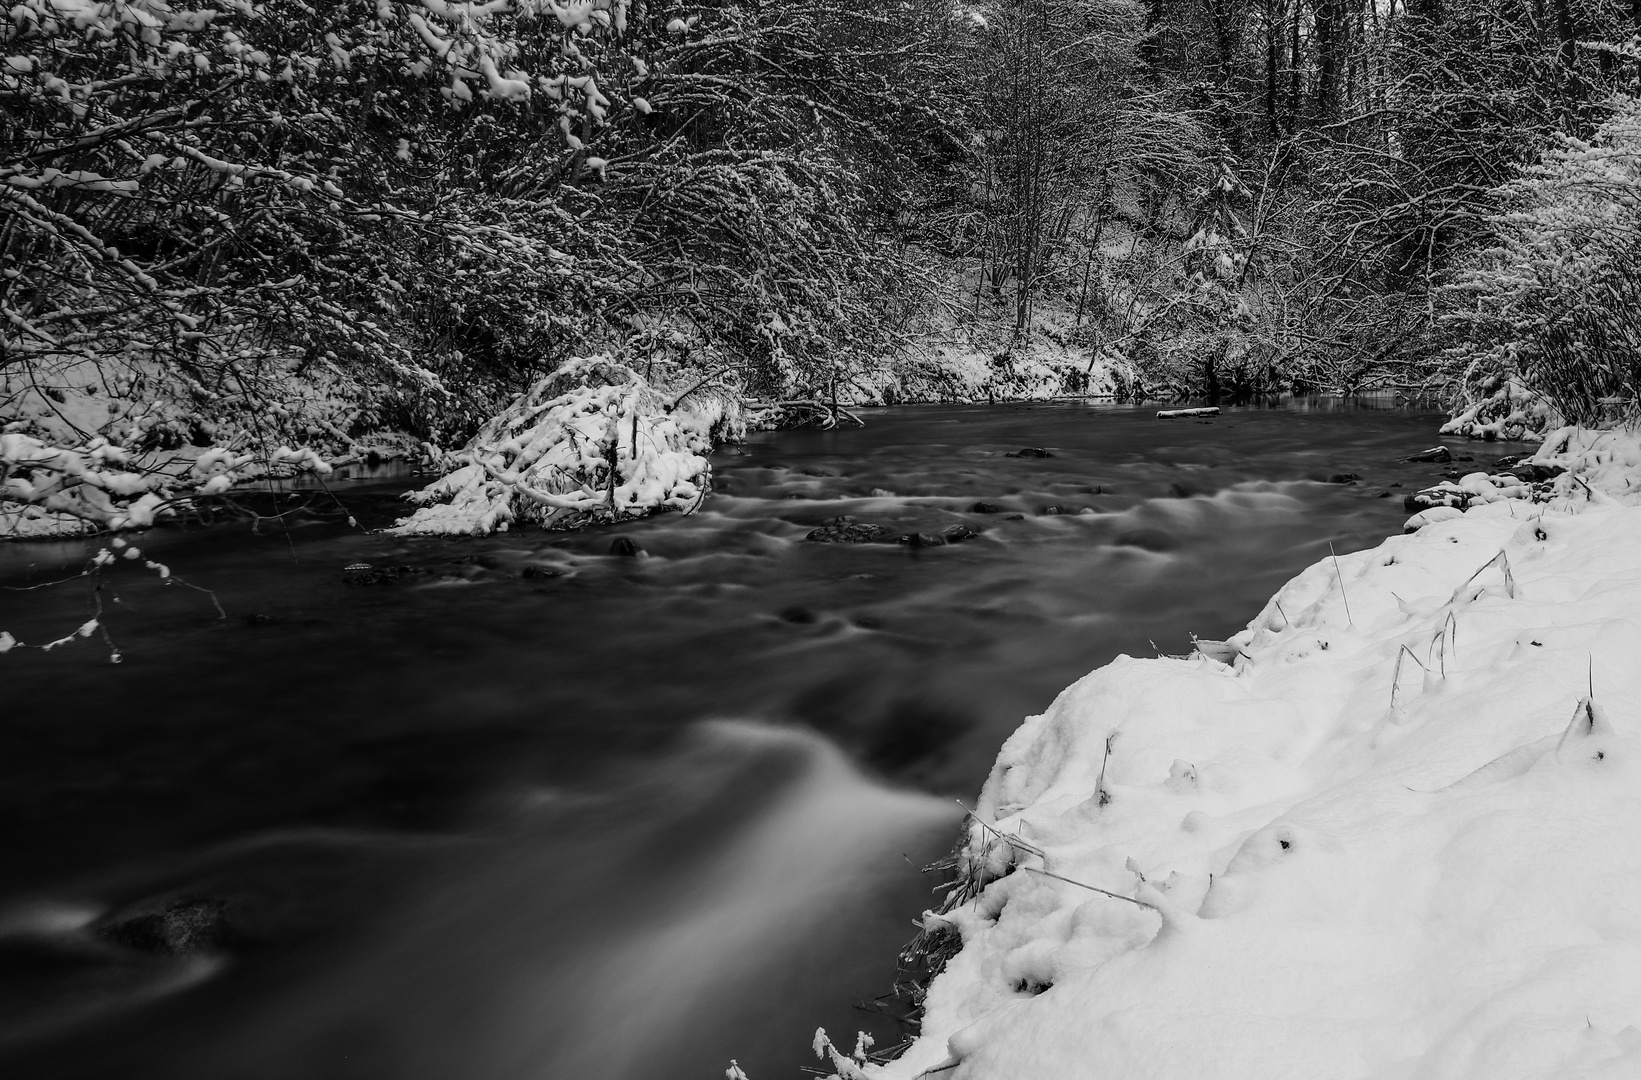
xmin=394 ymin=357 xmax=732 ymax=537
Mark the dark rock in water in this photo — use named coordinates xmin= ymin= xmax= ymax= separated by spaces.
xmin=1041 ymin=504 xmax=1067 ymax=515
xmin=97 ymin=898 xmax=228 ymax=956
xmin=779 ymin=606 xmax=818 ymax=624
xmin=1404 ymin=485 xmax=1469 ymax=513
xmin=1391 ymin=482 xmax=1403 ymax=488
xmin=522 ymin=565 xmax=562 ymax=579
xmin=1405 ymin=446 xmax=1453 ymax=463
xmin=1377 ymin=491 xmax=1392 ymax=498
xmin=1166 ymin=483 xmax=1193 ymax=498
xmin=806 ymin=516 xmax=895 ymax=543
xmin=1327 ymin=473 xmax=1360 ymax=484
xmin=897 ymin=532 xmax=947 ymax=548
xmin=1008 ymin=447 xmax=1054 ymax=458
xmin=342 ymin=562 xmax=421 ymax=585
xmin=941 ymin=524 xmax=979 ymax=543
xmin=1510 ymin=462 xmax=1565 ymax=483
xmin=609 ymin=537 xmax=644 ymax=557
xmin=1004 ymin=513 xmax=1025 ymax=521
xmin=1493 ymin=454 xmax=1525 ymax=470
xmin=970 ymin=501 xmax=1004 ymax=514
xmin=242 ymin=612 xmax=275 ymax=627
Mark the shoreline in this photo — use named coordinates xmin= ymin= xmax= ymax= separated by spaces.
xmin=843 ymin=426 xmax=1641 ymax=1080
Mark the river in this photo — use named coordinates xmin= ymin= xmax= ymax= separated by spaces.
xmin=0 ymin=400 xmax=1525 ymax=1079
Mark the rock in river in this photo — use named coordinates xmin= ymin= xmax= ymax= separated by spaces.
xmin=806 ymin=517 xmax=896 ymax=543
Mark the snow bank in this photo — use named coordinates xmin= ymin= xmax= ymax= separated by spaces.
xmin=394 ymin=357 xmax=735 ymax=536
xmin=860 ymin=431 xmax=1641 ymax=1080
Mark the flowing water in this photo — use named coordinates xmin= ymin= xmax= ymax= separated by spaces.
xmin=0 ymin=401 xmax=1529 ymax=1080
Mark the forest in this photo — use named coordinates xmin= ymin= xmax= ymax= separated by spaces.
xmin=4 ymin=0 xmax=1641 ymax=534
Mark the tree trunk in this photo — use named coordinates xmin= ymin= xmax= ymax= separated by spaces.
xmin=1264 ymin=0 xmax=1280 ymax=137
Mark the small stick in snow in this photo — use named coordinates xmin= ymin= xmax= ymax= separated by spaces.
xmin=1021 ymin=867 xmax=1158 ymax=910
xmin=1328 ymin=542 xmax=1354 ymax=626
xmin=1389 ymin=644 xmax=1426 ymax=713
xmin=1095 ymin=732 xmax=1117 ymax=807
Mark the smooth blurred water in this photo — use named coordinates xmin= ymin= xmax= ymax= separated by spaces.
xmin=0 ymin=400 xmax=1527 ymax=1079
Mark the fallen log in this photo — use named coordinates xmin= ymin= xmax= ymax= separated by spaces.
xmin=1156 ymin=407 xmax=1221 ymax=419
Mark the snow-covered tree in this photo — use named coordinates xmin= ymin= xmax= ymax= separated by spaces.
xmin=1443 ymin=94 xmax=1641 ymax=428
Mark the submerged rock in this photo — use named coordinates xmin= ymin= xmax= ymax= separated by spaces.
xmin=608 ymin=537 xmax=644 ymax=557
xmin=897 ymin=532 xmax=947 ymax=547
xmin=971 ymin=501 xmax=1005 ymax=514
xmin=342 ymin=562 xmax=423 ymax=585
xmin=1405 ymin=446 xmax=1453 ymax=463
xmin=1327 ymin=473 xmax=1359 ymax=484
xmin=96 ymin=897 xmax=229 ymax=956
xmin=1008 ymin=447 xmax=1055 ymax=458
xmin=806 ymin=517 xmax=979 ymax=546
xmin=806 ymin=516 xmax=895 ymax=543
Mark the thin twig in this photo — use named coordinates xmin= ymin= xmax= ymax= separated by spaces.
xmin=1329 ymin=541 xmax=1354 ymax=626
xmin=1021 ymin=867 xmax=1157 ymax=910
xmin=1095 ymin=732 xmax=1116 ymax=807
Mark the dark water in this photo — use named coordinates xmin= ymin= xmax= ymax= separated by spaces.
xmin=0 ymin=401 xmax=1523 ymax=1079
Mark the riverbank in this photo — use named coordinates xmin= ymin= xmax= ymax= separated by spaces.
xmin=854 ymin=426 xmax=1641 ymax=1080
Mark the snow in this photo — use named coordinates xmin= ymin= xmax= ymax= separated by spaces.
xmin=854 ymin=427 xmax=1641 ymax=1080
xmin=393 ymin=356 xmax=738 ymax=536
xmin=1440 ymin=377 xmax=1563 ymax=443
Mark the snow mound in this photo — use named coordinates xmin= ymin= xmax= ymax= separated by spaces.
xmin=394 ymin=357 xmax=734 ymax=536
xmin=872 ymin=455 xmax=1641 ymax=1079
xmin=1532 ymin=427 xmax=1641 ymax=507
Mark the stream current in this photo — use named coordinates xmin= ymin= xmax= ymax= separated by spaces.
xmin=0 ymin=400 xmax=1528 ymax=1080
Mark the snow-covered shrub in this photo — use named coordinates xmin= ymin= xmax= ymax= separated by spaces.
xmin=1442 ymin=94 xmax=1641 ymax=427
xmin=393 ymin=357 xmax=734 ymax=537
xmin=1439 ymin=375 xmax=1564 ymax=442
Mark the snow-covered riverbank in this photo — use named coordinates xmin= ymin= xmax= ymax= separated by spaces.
xmin=853 ymin=427 xmax=1641 ymax=1080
